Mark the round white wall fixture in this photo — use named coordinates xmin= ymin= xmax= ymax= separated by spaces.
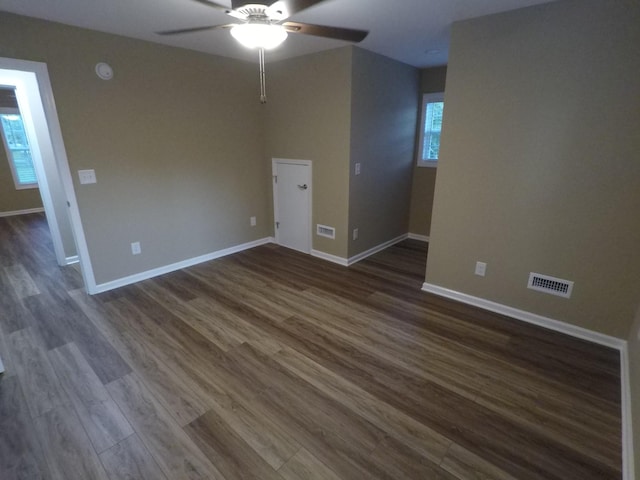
xmin=95 ymin=62 xmax=113 ymax=80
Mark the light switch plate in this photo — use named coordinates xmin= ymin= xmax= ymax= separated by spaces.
xmin=78 ymin=169 xmax=97 ymax=184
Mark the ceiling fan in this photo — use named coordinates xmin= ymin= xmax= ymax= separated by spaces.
xmin=157 ymin=0 xmax=369 ymax=103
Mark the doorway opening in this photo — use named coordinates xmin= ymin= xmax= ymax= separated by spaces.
xmin=0 ymin=57 xmax=95 ymax=292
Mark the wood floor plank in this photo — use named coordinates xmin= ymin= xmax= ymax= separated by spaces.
xmin=473 ymin=376 xmax=621 ymax=470
xmin=187 ymin=295 xmax=283 ymax=355
xmin=100 ymin=434 xmax=168 ymax=480
xmin=440 ymin=443 xmax=519 ymax=480
xmin=48 ymin=342 xmax=134 ymax=453
xmin=186 ymin=408 xmax=286 ymax=480
xmin=99 ymin=295 xmax=212 ymax=425
xmin=273 ymin=345 xmax=451 ymax=464
xmin=107 ymin=373 xmax=225 ymax=480
xmin=0 ymin=327 xmax=14 ymax=378
xmin=21 ymin=292 xmax=68 ymax=351
xmin=223 ymin=343 xmax=392 ymax=480
xmin=367 ymin=291 xmax=512 ymax=350
xmin=99 ymin=294 xmax=301 ymax=469
xmin=210 ymin=394 xmax=302 ymax=471
xmin=70 ymin=288 xmax=210 ymax=426
xmin=34 ymin=404 xmax=110 ymax=480
xmin=289 ymin=289 xmax=488 ymax=398
xmin=0 ymin=270 xmax=34 ymax=334
xmin=136 ymin=279 xmax=245 ymax=352
xmin=0 ymin=216 xmax=623 ymax=480
xmin=261 ymin=315 xmax=620 ymax=479
xmin=367 ymin=435 xmax=458 ymax=480
xmin=3 ymin=264 xmax=41 ymax=299
xmin=278 ymin=448 xmax=343 ymax=480
xmin=0 ymin=375 xmax=49 ymax=480
xmin=7 ymin=328 xmax=67 ymax=418
xmin=187 ymin=270 xmax=296 ymax=324
xmin=49 ymin=287 xmax=131 ymax=385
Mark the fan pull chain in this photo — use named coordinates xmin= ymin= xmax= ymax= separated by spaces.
xmin=259 ymin=47 xmax=267 ymax=104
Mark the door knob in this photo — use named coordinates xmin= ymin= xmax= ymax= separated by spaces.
xmin=297 ymin=184 xmax=308 ymax=190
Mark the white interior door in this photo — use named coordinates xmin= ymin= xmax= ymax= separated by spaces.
xmin=273 ymin=159 xmax=311 ymax=254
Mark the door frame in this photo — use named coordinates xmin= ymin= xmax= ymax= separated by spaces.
xmin=0 ymin=57 xmax=96 ymax=292
xmin=272 ymin=158 xmax=312 ymax=254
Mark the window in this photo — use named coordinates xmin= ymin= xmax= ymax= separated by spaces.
xmin=0 ymin=108 xmax=37 ymax=189
xmin=417 ymin=92 xmax=444 ymax=167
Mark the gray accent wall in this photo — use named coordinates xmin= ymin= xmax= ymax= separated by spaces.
xmin=348 ymin=48 xmax=419 ymax=257
xmin=266 ymin=47 xmax=419 ymax=260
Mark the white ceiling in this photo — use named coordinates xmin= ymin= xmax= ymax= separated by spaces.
xmin=1 ymin=0 xmax=556 ymax=67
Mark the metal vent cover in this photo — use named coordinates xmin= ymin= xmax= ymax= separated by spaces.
xmin=316 ymin=224 xmax=335 ymax=239
xmin=527 ymin=272 xmax=573 ymax=298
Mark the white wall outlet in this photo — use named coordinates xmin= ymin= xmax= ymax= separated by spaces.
xmin=78 ymin=169 xmax=97 ymax=185
xmin=353 ymin=228 xmax=359 ymax=240
xmin=131 ymin=241 xmax=141 ymax=255
xmin=250 ymin=216 xmax=256 ymax=227
xmin=355 ymin=163 xmax=361 ymax=175
xmin=475 ymin=261 xmax=487 ymax=276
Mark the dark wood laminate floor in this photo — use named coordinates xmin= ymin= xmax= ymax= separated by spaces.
xmin=0 ymin=213 xmax=622 ymax=480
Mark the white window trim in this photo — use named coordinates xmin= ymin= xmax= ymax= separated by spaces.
xmin=416 ymin=92 xmax=444 ymax=168
xmin=0 ymin=106 xmax=38 ymax=189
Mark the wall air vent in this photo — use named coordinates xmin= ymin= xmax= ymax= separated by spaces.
xmin=527 ymin=272 xmax=573 ymax=298
xmin=316 ymin=224 xmax=335 ymax=239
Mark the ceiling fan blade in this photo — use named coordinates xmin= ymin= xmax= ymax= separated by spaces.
xmin=156 ymin=24 xmax=234 ymax=35
xmin=190 ymin=0 xmax=247 ymax=19
xmin=282 ymin=21 xmax=368 ymax=43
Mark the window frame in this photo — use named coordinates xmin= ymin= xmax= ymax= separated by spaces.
xmin=416 ymin=92 xmax=444 ymax=168
xmin=0 ymin=107 xmax=38 ymax=189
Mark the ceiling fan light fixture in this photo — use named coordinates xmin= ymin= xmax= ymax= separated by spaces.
xmin=230 ymin=23 xmax=288 ymax=49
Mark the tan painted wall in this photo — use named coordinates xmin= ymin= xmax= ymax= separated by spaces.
xmin=426 ymin=0 xmax=640 ymax=338
xmin=0 ymin=146 xmax=43 ymax=214
xmin=348 ymin=48 xmax=419 ymax=256
xmin=0 ymin=13 xmax=269 ymax=284
xmin=0 ymin=87 xmax=43 ymax=213
xmin=265 ymin=48 xmax=353 ymax=258
xmin=629 ymin=303 xmax=640 ymax=479
xmin=408 ymin=66 xmax=447 ymax=237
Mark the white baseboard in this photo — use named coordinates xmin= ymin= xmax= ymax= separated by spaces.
xmin=408 ymin=233 xmax=430 ymax=242
xmin=310 ymin=249 xmax=348 ymax=266
xmin=310 ymin=234 xmax=409 ymax=268
xmin=421 ymin=282 xmax=624 ymax=349
xmin=347 ymin=233 xmax=408 ymax=265
xmin=421 ymin=281 xmax=633 ymax=480
xmin=93 ymin=237 xmax=273 ymax=294
xmin=0 ymin=207 xmax=45 ymax=218
xmin=620 ymin=344 xmax=635 ymax=480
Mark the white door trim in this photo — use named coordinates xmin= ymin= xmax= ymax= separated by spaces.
xmin=272 ymin=158 xmax=312 ymax=254
xmin=0 ymin=57 xmax=97 ymax=293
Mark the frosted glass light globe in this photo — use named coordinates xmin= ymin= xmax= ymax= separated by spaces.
xmin=230 ymin=24 xmax=288 ymax=50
